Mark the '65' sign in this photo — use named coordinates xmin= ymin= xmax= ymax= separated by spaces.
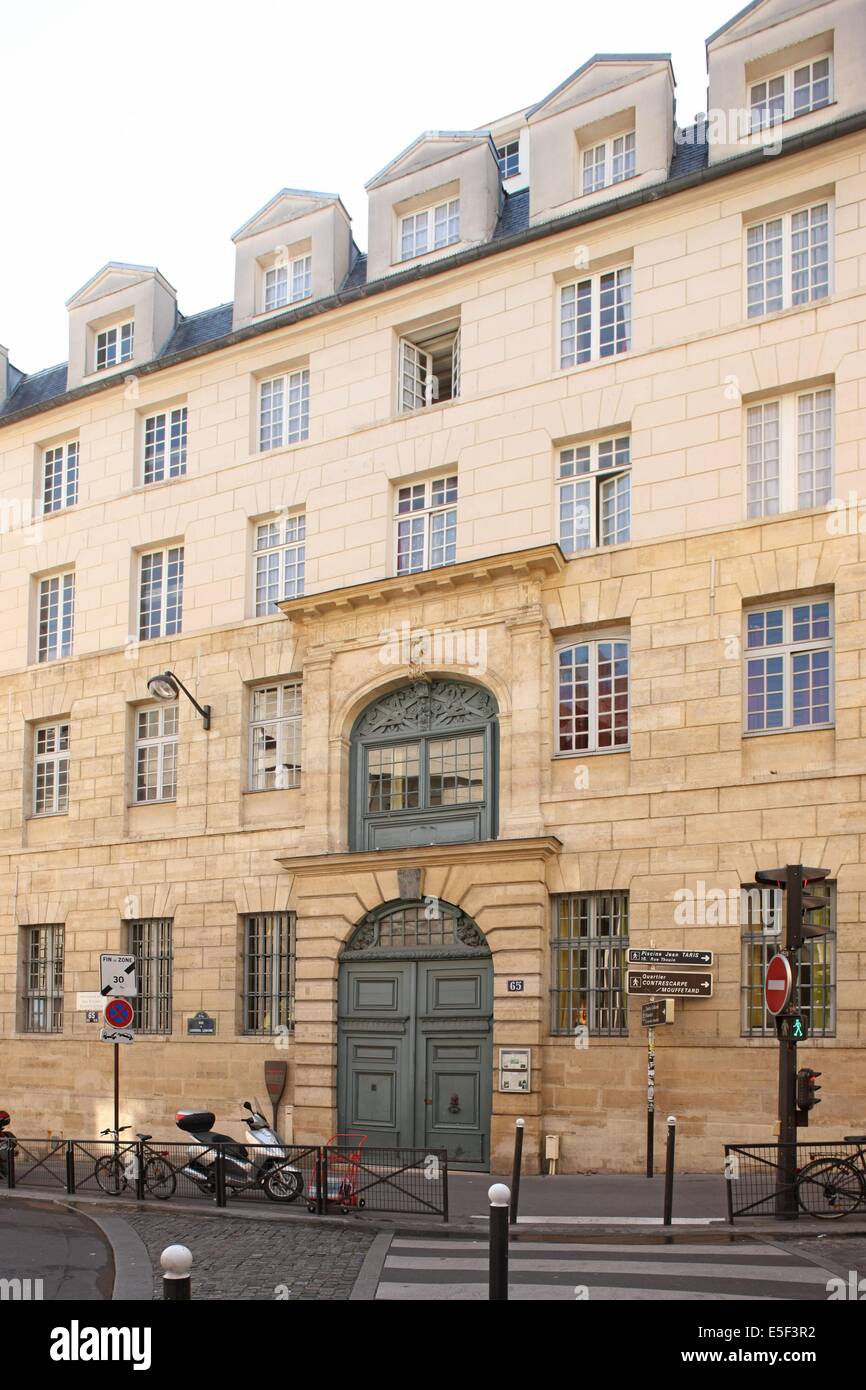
xmin=507 ymin=979 xmax=525 ymax=992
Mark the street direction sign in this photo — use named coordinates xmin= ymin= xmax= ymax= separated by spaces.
xmin=628 ymin=971 xmax=713 ymax=998
xmin=628 ymin=949 xmax=714 ymax=967
xmin=104 ymin=997 xmax=134 ymax=1030
xmin=641 ymin=999 xmax=676 ymax=1026
xmin=99 ymin=954 xmax=137 ymax=998
xmin=76 ymin=991 xmax=104 ymax=1012
xmin=765 ymin=954 xmax=793 ymax=1016
xmin=100 ymin=1027 xmax=134 ymax=1045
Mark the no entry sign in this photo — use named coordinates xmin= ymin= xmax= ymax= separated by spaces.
xmin=764 ymin=954 xmax=793 ymax=1016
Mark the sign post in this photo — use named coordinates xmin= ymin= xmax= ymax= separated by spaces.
xmin=98 ymin=955 xmax=137 ymax=1139
xmin=646 ymin=1026 xmax=655 ymax=1178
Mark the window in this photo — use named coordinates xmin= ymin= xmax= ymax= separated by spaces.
xmin=560 ymin=267 xmax=631 ymax=368
xmin=41 ymin=441 xmax=78 ymax=514
xmin=139 ymin=546 xmax=184 ymax=639
xmin=400 ymin=198 xmax=460 ymax=260
xmin=249 ymin=681 xmax=302 ymax=790
xmin=258 ymin=368 xmax=310 ymax=450
xmin=744 ymin=598 xmax=833 ymax=732
xmin=741 ymin=882 xmax=834 ymax=1037
xmin=582 ymin=132 xmax=635 ymax=194
xmin=243 ymin=913 xmax=295 ymax=1034
xmin=134 ymin=705 xmax=178 ymax=803
xmin=33 ymin=723 xmax=69 ymax=816
xmin=497 ymin=140 xmax=519 ymax=179
xmin=551 ymin=893 xmax=629 ymax=1036
xmin=95 ymin=321 xmax=134 ymax=371
xmin=557 ymin=638 xmax=630 ymax=754
xmin=557 ymin=437 xmax=630 ymax=552
xmin=746 ymin=388 xmax=833 ymax=517
xmin=37 ymin=572 xmax=75 ymax=662
xmin=746 ymin=203 xmax=830 ymax=318
xmin=23 ymin=924 xmax=64 ymax=1033
xmin=395 ymin=475 xmax=457 ymax=574
xmin=264 ymin=254 xmax=312 ymax=311
xmin=254 ymin=514 xmax=305 ymax=614
xmin=143 ymin=407 xmax=187 ymax=484
xmin=398 ymin=320 xmax=461 ymax=410
xmin=128 ymin=918 xmax=172 ymax=1033
xmin=750 ymin=56 xmax=831 ymax=130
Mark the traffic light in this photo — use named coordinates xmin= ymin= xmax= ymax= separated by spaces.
xmin=754 ymin=864 xmax=831 ymax=950
xmin=796 ymin=1067 xmax=822 ymax=1111
xmin=797 ymin=867 xmax=832 ymax=949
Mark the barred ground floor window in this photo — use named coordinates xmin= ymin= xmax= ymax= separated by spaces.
xmin=23 ymin=923 xmax=64 ymax=1033
xmin=128 ymin=918 xmax=173 ymax=1033
xmin=741 ymin=882 xmax=835 ymax=1037
xmin=551 ymin=892 xmax=629 ymax=1036
xmin=242 ymin=913 xmax=295 ymax=1035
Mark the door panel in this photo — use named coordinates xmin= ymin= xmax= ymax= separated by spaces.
xmin=338 ymin=963 xmax=412 ymax=1148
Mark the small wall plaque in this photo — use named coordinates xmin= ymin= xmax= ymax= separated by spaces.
xmin=187 ymin=1011 xmax=217 ymax=1035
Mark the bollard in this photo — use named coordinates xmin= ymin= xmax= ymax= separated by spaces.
xmin=663 ymin=1115 xmax=677 ymax=1226
xmin=161 ymin=1244 xmax=193 ymax=1301
xmin=488 ymin=1183 xmax=510 ymax=1301
xmin=509 ymin=1119 xmax=524 ymax=1227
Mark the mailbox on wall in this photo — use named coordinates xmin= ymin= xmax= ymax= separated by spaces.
xmin=499 ymin=1047 xmax=531 ymax=1092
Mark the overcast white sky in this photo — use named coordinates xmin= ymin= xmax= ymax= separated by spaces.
xmin=1 ymin=0 xmax=741 ymax=373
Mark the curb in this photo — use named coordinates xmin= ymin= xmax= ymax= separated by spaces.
xmin=350 ymin=1231 xmax=393 ymax=1299
xmin=79 ymin=1208 xmax=155 ymax=1301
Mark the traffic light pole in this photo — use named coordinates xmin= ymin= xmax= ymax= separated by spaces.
xmin=775 ymin=864 xmax=801 ymax=1219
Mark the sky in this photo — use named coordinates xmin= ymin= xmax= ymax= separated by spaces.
xmin=0 ymin=0 xmax=743 ymax=374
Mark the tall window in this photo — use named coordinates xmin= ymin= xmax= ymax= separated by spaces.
xmin=134 ymin=705 xmax=178 ymax=803
xmin=128 ymin=918 xmax=173 ymax=1034
xmin=746 ymin=388 xmax=833 ymax=517
xmin=395 ymin=475 xmax=457 ymax=574
xmin=398 ymin=321 xmax=461 ymax=411
xmin=400 ymin=198 xmax=460 ymax=260
xmin=741 ymin=882 xmax=834 ymax=1037
xmin=33 ymin=722 xmax=70 ymax=816
xmin=143 ymin=407 xmax=188 ymax=484
xmin=551 ymin=893 xmax=629 ymax=1036
xmin=264 ymin=254 xmax=312 ymax=311
xmin=42 ymin=441 xmax=78 ymax=514
xmin=95 ymin=321 xmax=134 ymax=371
xmin=258 ymin=368 xmax=310 ymax=450
xmin=139 ymin=546 xmax=184 ymax=639
xmin=557 ymin=639 xmax=630 ymax=754
xmin=37 ymin=572 xmax=75 ymax=662
xmin=750 ymin=56 xmax=831 ymax=130
xmin=496 ymin=140 xmax=519 ymax=179
xmin=23 ymin=924 xmax=64 ymax=1033
xmin=243 ymin=913 xmax=295 ymax=1034
xmin=560 ymin=267 xmax=631 ymax=368
xmin=744 ymin=598 xmax=833 ymax=732
xmin=558 ymin=437 xmax=630 ymax=552
xmin=746 ymin=203 xmax=830 ymax=318
xmin=249 ymin=681 xmax=302 ymax=790
xmin=254 ymin=514 xmax=305 ymax=614
xmin=582 ymin=132 xmax=635 ymax=193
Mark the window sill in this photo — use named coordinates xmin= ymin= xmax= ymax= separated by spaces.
xmin=555 ymin=351 xmax=631 ymax=379
xmin=28 ymin=811 xmax=69 ymax=821
xmin=745 ymin=291 xmax=832 ymax=328
xmin=133 ymin=474 xmax=189 ymax=495
xmin=393 ymin=242 xmax=463 ymax=270
xmin=553 ymin=746 xmax=631 ymax=759
xmin=127 ymin=799 xmax=177 ymax=809
xmin=742 ymin=725 xmax=834 ymax=739
xmin=394 ymin=396 xmax=460 ymax=423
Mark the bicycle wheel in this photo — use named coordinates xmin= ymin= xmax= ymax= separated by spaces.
xmin=144 ymin=1155 xmax=176 ymax=1199
xmin=94 ymin=1155 xmax=127 ymax=1196
xmin=796 ymin=1157 xmax=865 ymax=1219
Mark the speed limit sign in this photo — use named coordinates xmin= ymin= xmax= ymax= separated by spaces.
xmin=99 ymin=954 xmax=138 ymax=998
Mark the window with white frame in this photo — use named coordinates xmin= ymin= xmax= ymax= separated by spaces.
xmin=398 ymin=320 xmax=461 ymax=411
xmin=395 ymin=475 xmax=457 ymax=574
xmin=139 ymin=546 xmax=184 ymax=640
xmin=254 ymin=514 xmax=305 ymax=614
xmin=258 ymin=368 xmax=310 ymax=450
xmin=33 ymin=722 xmax=70 ymax=816
xmin=95 ymin=321 xmax=134 ymax=371
xmin=37 ymin=572 xmax=75 ymax=662
xmin=744 ymin=598 xmax=833 ymax=733
xmin=249 ymin=681 xmax=302 ymax=790
xmin=745 ymin=387 xmax=833 ymax=517
xmin=560 ymin=267 xmax=632 ymax=368
xmin=400 ymin=197 xmax=460 ymax=261
xmin=582 ymin=132 xmax=635 ymax=194
xmin=41 ymin=441 xmax=78 ymax=514
xmin=557 ymin=436 xmax=631 ymax=552
xmin=556 ymin=638 xmax=630 ymax=754
xmin=749 ymin=55 xmax=831 ymax=131
xmin=134 ymin=705 xmax=178 ymax=803
xmin=23 ymin=924 xmax=64 ymax=1033
xmin=143 ymin=407 xmax=187 ymax=484
xmin=263 ymin=254 xmax=312 ymax=311
xmin=496 ymin=140 xmax=520 ymax=179
xmin=746 ymin=202 xmax=830 ymax=318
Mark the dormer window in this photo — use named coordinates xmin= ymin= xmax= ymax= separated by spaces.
xmin=400 ymin=198 xmax=460 ymax=261
xmin=750 ymin=56 xmax=831 ymax=131
xmin=582 ymin=132 xmax=635 ymax=195
xmin=95 ymin=321 xmax=134 ymax=371
xmin=264 ymin=254 xmax=312 ymax=312
xmin=496 ymin=140 xmax=520 ymax=179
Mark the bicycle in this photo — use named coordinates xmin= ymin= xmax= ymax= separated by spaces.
xmin=94 ymin=1127 xmax=176 ymax=1199
xmin=796 ymin=1135 xmax=866 ymax=1219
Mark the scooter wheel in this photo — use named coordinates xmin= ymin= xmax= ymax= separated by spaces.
xmin=263 ymin=1166 xmax=304 ymax=1203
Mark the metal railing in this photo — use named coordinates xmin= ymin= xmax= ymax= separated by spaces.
xmin=724 ymin=1139 xmax=866 ymax=1222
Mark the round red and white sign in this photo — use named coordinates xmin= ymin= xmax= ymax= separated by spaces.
xmin=764 ymin=954 xmax=793 ymax=1016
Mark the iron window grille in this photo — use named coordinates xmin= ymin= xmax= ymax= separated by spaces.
xmin=497 ymin=140 xmax=520 ymax=179
xmin=243 ymin=912 xmax=295 ymax=1035
xmin=556 ymin=638 xmax=630 ymax=753
xmin=551 ymin=893 xmax=629 ymax=1036
xmin=249 ymin=681 xmax=302 ymax=790
xmin=23 ymin=924 xmax=64 ymax=1033
xmin=33 ymin=722 xmax=70 ymax=816
xmin=741 ymin=882 xmax=835 ymax=1037
xmin=139 ymin=546 xmax=184 ymax=639
xmin=128 ymin=918 xmax=173 ymax=1034
xmin=744 ymin=598 xmax=833 ymax=733
xmin=95 ymin=322 xmax=134 ymax=371
xmin=37 ymin=572 xmax=75 ymax=662
xmin=143 ymin=407 xmax=188 ymax=484
xmin=259 ymin=368 xmax=310 ymax=450
xmin=253 ymin=514 xmax=305 ymax=614
xmin=746 ymin=202 xmax=830 ymax=318
xmin=557 ymin=436 xmax=630 ymax=551
xmin=560 ymin=266 xmax=632 ymax=368
xmin=264 ymin=254 xmax=312 ymax=311
xmin=41 ymin=441 xmax=79 ymax=514
xmin=134 ymin=704 xmax=178 ymax=803
xmin=395 ymin=475 xmax=457 ymax=573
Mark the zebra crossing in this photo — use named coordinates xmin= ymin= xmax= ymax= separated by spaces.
xmin=374 ymin=1236 xmax=837 ymax=1300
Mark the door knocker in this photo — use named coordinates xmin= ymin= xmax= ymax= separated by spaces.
xmin=448 ymin=1093 xmax=461 ymax=1114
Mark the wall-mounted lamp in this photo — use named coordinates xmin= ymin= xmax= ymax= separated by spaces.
xmin=146 ymin=670 xmax=212 ymax=730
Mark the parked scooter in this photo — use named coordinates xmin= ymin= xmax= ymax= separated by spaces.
xmin=0 ymin=1111 xmax=17 ymax=1180
xmin=175 ymin=1102 xmax=303 ymax=1203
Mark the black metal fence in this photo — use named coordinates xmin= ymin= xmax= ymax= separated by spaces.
xmin=1 ymin=1137 xmax=449 ymax=1220
xmin=724 ymin=1138 xmax=866 ymax=1222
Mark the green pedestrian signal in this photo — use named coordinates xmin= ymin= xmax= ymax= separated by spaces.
xmin=790 ymin=1013 xmax=808 ymax=1041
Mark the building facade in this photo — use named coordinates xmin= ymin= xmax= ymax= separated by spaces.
xmin=1 ymin=0 xmax=865 ymax=1172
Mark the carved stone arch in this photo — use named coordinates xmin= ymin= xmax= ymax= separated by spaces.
xmin=340 ymin=896 xmax=491 ymax=961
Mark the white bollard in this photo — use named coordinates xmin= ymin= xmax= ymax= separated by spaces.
xmin=161 ymin=1243 xmax=193 ymax=1301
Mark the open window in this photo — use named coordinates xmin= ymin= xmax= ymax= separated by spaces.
xmin=398 ymin=318 xmax=461 ymax=412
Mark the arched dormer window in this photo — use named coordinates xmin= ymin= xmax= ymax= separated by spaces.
xmin=349 ymin=679 xmax=498 ymax=850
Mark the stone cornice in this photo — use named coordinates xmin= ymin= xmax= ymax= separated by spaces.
xmin=276 ymin=834 xmax=563 ymax=875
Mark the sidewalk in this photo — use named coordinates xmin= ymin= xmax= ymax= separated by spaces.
xmin=448 ymin=1171 xmax=728 ymax=1225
